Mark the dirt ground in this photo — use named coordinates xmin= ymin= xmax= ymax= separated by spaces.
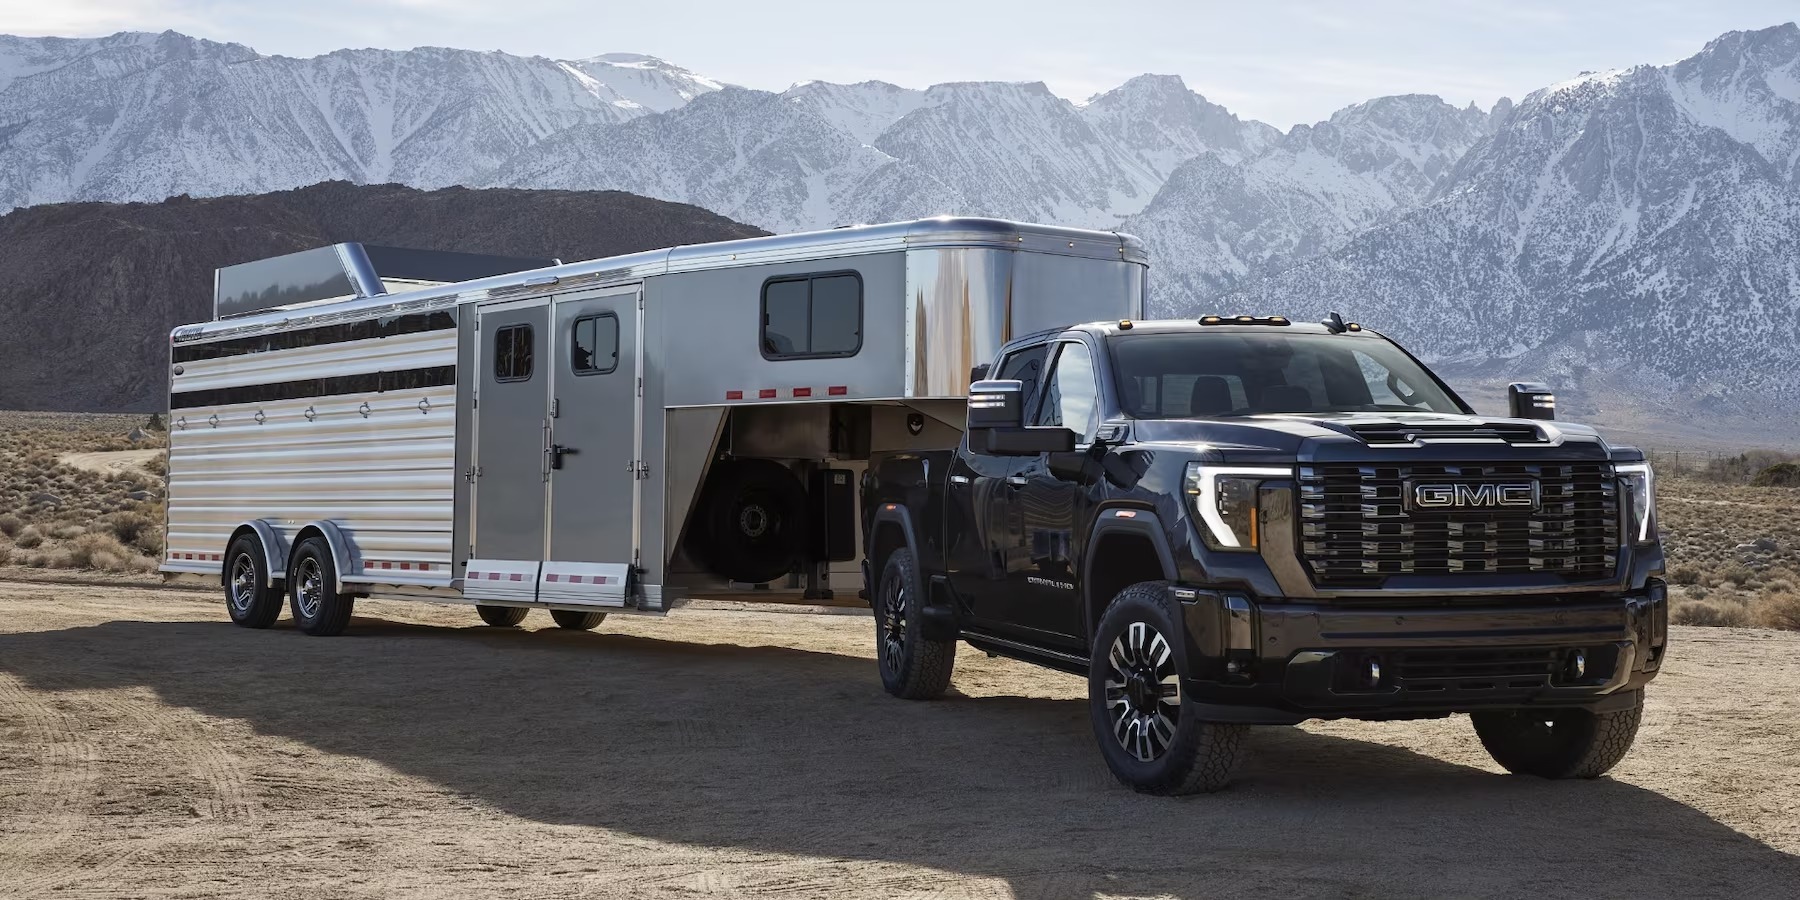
xmin=1 ymin=582 xmax=1797 ymax=899
xmin=54 ymin=449 xmax=163 ymax=477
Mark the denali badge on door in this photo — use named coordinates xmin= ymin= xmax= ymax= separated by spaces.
xmin=1408 ymin=482 xmax=1539 ymax=510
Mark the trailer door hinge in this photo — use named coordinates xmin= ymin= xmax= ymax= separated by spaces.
xmin=628 ymin=460 xmax=650 ymax=480
xmin=551 ymin=398 xmax=560 ymax=418
xmin=636 ymin=377 xmax=643 ymax=397
xmin=465 ymin=465 xmax=481 ymax=482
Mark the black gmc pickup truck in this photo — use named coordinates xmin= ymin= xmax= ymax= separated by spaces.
xmin=861 ymin=316 xmax=1667 ymax=794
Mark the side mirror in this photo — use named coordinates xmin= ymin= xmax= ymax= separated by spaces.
xmin=969 ymin=363 xmax=991 ymax=384
xmin=1507 ymin=382 xmax=1556 ymax=420
xmin=968 ymin=379 xmax=1077 ymax=456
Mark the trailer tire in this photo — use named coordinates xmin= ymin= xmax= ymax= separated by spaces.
xmin=874 ymin=549 xmax=955 ymax=699
xmin=288 ymin=537 xmax=354 ymax=636
xmin=476 ymin=605 xmax=528 ymax=627
xmin=1089 ymin=582 xmax=1246 ymax=795
xmin=1470 ymin=692 xmax=1644 ymax=779
xmin=694 ymin=458 xmax=808 ymax=585
xmin=550 ymin=609 xmax=607 ymax=631
xmin=224 ymin=535 xmax=283 ymax=629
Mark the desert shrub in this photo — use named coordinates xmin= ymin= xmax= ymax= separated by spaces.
xmin=105 ymin=511 xmax=157 ymax=546
xmin=1667 ymin=565 xmax=1701 ymax=586
xmin=1754 ymin=592 xmax=1800 ymax=631
xmin=1752 ymin=462 xmax=1800 ymax=487
xmin=1671 ymin=600 xmax=1752 ymax=628
xmin=0 ymin=542 xmax=10 ymax=566
xmin=23 ymin=550 xmax=70 ymax=569
xmin=14 ymin=526 xmax=43 ymax=549
xmin=142 ymin=453 xmax=168 ymax=477
xmin=1721 ymin=565 xmax=1756 ymax=588
xmin=0 ymin=514 xmax=21 ymax=537
xmin=67 ymin=533 xmax=133 ymax=571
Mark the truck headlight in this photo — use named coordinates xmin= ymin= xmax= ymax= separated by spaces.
xmin=1185 ymin=463 xmax=1290 ymax=551
xmin=1617 ymin=462 xmax=1656 ymax=544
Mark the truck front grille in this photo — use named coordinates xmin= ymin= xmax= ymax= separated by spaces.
xmin=1298 ymin=462 xmax=1619 ymax=586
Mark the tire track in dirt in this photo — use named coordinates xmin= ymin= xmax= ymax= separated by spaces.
xmin=0 ymin=673 xmax=103 ymax=898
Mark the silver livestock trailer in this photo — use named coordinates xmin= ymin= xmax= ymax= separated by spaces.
xmin=160 ymin=218 xmax=1147 ymax=633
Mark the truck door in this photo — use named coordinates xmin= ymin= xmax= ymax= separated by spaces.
xmin=469 ymin=299 xmax=551 ymax=597
xmin=543 ymin=286 xmax=643 ymax=606
xmin=948 ymin=341 xmax=1047 ymax=636
xmin=1013 ymin=339 xmax=1101 ymax=646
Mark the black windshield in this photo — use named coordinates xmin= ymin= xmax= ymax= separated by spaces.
xmin=1107 ymin=331 xmax=1466 ymax=418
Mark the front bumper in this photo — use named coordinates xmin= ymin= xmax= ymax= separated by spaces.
xmin=1173 ymin=582 xmax=1668 ymax=724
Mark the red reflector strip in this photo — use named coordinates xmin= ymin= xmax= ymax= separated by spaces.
xmin=726 ymin=390 xmax=744 ymax=400
xmin=793 ymin=387 xmax=812 ymax=398
xmin=828 ymin=385 xmax=848 ymax=396
xmin=758 ymin=388 xmax=778 ymax=399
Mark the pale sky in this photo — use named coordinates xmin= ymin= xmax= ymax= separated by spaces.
xmin=5 ymin=0 xmax=1795 ymax=127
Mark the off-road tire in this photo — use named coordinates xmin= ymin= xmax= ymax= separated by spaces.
xmin=693 ymin=458 xmax=808 ymax=585
xmin=550 ymin=609 xmax=607 ymax=631
xmin=1089 ymin=581 xmax=1247 ymax=795
xmin=287 ymin=537 xmax=354 ymax=636
xmin=1470 ymin=692 xmax=1644 ymax=779
xmin=476 ymin=605 xmax=528 ymax=627
xmin=875 ymin=549 xmax=955 ymax=699
xmin=224 ymin=534 xmax=283 ymax=629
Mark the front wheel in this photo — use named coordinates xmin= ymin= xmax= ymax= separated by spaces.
xmin=288 ymin=537 xmax=353 ymax=636
xmin=1470 ymin=693 xmax=1644 ymax=779
xmin=874 ymin=549 xmax=955 ymax=699
xmin=1089 ymin=582 xmax=1246 ymax=795
xmin=549 ymin=609 xmax=606 ymax=631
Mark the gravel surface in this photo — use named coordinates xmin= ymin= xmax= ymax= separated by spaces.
xmin=1 ymin=581 xmax=1797 ymax=898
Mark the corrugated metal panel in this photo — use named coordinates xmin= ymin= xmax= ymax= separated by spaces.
xmin=163 ymin=334 xmax=458 ymax=588
xmin=173 ymin=329 xmax=455 ymax=392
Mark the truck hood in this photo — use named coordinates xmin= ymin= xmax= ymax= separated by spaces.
xmin=1127 ymin=411 xmax=1615 ymax=462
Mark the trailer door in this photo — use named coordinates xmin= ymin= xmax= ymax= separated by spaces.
xmin=542 ymin=286 xmax=644 ymax=607
xmin=468 ymin=299 xmax=551 ymax=598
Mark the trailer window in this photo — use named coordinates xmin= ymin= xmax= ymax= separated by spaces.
xmin=761 ymin=272 xmax=862 ymax=359
xmin=571 ymin=314 xmax=619 ymax=375
xmin=494 ymin=324 xmax=533 ymax=382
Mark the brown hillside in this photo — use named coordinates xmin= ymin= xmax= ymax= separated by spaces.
xmin=0 ymin=182 xmax=768 ymax=412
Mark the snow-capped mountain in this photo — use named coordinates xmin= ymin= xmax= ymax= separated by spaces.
xmin=1127 ymin=94 xmax=1502 ymax=309
xmin=781 ymin=80 xmax=927 ymax=145
xmin=1226 ymin=23 xmax=1800 ymax=430
xmin=0 ymin=31 xmax=719 ymax=210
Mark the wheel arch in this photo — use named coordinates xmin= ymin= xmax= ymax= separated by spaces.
xmin=224 ymin=520 xmax=290 ymax=589
xmin=290 ymin=520 xmax=356 ymax=595
xmin=865 ymin=502 xmax=920 ymax=593
xmin=1082 ymin=507 xmax=1178 ymax=644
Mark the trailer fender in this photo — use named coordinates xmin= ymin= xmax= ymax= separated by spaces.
xmin=225 ymin=520 xmax=291 ymax=589
xmin=292 ymin=520 xmax=357 ymax=596
xmin=1080 ymin=507 xmax=1179 ymax=641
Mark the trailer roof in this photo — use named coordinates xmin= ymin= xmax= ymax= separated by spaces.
xmin=172 ymin=217 xmax=1148 ymax=345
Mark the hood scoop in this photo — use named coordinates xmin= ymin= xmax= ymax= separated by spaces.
xmin=1346 ymin=420 xmax=1547 ymax=445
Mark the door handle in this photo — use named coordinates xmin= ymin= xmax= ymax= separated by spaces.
xmin=549 ymin=444 xmax=579 ymax=470
xmin=1005 ymin=475 xmax=1029 ymax=487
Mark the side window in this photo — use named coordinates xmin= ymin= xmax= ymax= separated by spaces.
xmin=493 ymin=324 xmax=533 ymax=382
xmin=1036 ymin=341 xmax=1100 ymax=441
xmin=571 ymin=313 xmax=619 ymax=375
xmin=995 ymin=342 xmax=1050 ymax=421
xmin=762 ymin=272 xmax=862 ymax=359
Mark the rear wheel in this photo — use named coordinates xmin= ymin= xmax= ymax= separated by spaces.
xmin=874 ymin=549 xmax=955 ymax=699
xmin=1089 ymin=582 xmax=1246 ymax=795
xmin=550 ymin=609 xmax=606 ymax=631
xmin=693 ymin=458 xmax=808 ymax=585
xmin=223 ymin=535 xmax=283 ymax=629
xmin=1470 ymin=693 xmax=1644 ymax=778
xmin=476 ymin=605 xmax=528 ymax=627
xmin=288 ymin=537 xmax=353 ymax=636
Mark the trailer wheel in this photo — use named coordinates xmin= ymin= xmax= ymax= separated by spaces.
xmin=476 ymin=605 xmax=528 ymax=627
xmin=224 ymin=535 xmax=283 ymax=629
xmin=875 ymin=549 xmax=955 ymax=699
xmin=1089 ymin=582 xmax=1246 ymax=795
xmin=550 ymin=609 xmax=607 ymax=631
xmin=694 ymin=458 xmax=808 ymax=585
xmin=288 ymin=537 xmax=354 ymax=636
xmin=1470 ymin=692 xmax=1644 ymax=779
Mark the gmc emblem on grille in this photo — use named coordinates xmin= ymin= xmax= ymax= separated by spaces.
xmin=1409 ymin=482 xmax=1539 ymax=510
